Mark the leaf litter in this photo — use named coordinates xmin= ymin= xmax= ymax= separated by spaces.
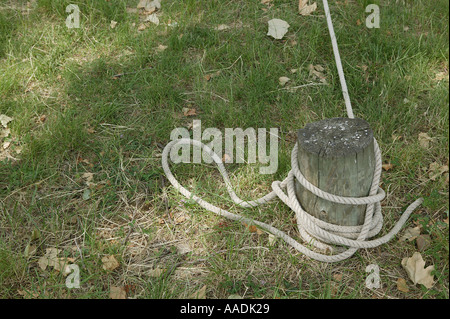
xmin=401 ymin=252 xmax=435 ymax=289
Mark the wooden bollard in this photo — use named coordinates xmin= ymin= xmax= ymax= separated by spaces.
xmin=295 ymin=117 xmax=375 ymax=226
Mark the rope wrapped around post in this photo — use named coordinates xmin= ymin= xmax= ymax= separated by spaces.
xmin=161 ymin=0 xmax=423 ymax=262
xmin=162 ymin=138 xmax=423 ymax=263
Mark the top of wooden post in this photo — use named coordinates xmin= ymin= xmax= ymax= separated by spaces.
xmin=297 ymin=117 xmax=373 ymax=157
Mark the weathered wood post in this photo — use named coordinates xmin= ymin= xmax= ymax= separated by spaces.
xmin=295 ymin=117 xmax=375 ymax=226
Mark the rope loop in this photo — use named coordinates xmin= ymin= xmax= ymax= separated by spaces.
xmin=160 ymin=0 xmax=423 ymax=262
xmin=162 ymin=138 xmax=423 ymax=262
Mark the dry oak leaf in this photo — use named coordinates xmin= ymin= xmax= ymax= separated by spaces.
xmin=110 ymin=286 xmax=127 ymax=299
xmin=182 ymin=107 xmax=197 ymax=116
xmin=298 ymin=0 xmax=317 ymax=16
xmin=267 ymin=19 xmax=290 ymax=40
xmin=399 ymin=226 xmax=421 ymax=242
xmin=401 ymin=252 xmax=435 ymax=289
xmin=215 ymin=24 xmax=230 ymax=31
xmin=434 ymin=71 xmax=449 ymax=82
xmin=428 ymin=162 xmax=449 ymax=181
xmin=308 ymin=64 xmax=327 ymax=83
xmin=38 ymin=248 xmax=75 ymax=275
xmin=102 ymin=255 xmax=120 ymax=271
xmin=396 ymin=278 xmax=409 ymax=293
xmin=418 ymin=132 xmax=433 ymax=149
xmin=279 ymin=76 xmax=290 ymax=86
xmin=0 ymin=114 xmax=13 ymax=128
xmin=382 ymin=163 xmax=394 ymax=171
xmin=416 ymin=234 xmax=432 ymax=252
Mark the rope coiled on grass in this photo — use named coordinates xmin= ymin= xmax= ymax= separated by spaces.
xmin=161 ymin=0 xmax=423 ymax=262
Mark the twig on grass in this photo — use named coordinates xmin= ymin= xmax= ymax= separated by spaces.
xmin=267 ymin=82 xmax=327 ymax=94
xmin=180 ymin=90 xmax=229 ymax=103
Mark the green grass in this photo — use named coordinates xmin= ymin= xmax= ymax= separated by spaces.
xmin=0 ymin=0 xmax=448 ymax=299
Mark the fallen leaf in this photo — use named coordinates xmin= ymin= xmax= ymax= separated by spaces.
xmin=308 ymin=64 xmax=327 ymax=83
xmin=24 ymin=243 xmax=37 ymax=258
xmin=82 ymin=172 xmax=94 ymax=185
xmin=267 ymin=19 xmax=290 ymax=40
xmin=401 ymin=252 xmax=435 ymax=289
xmin=156 ymin=44 xmax=168 ymax=52
xmin=0 ymin=114 xmax=13 ymax=128
xmin=137 ymin=23 xmax=147 ymax=31
xmin=168 ymin=20 xmax=178 ymax=27
xmin=268 ymin=234 xmax=276 ymax=245
xmin=110 ymin=286 xmax=127 ymax=299
xmin=215 ymin=24 xmax=230 ymax=31
xmin=137 ymin=0 xmax=161 ymax=12
xmin=31 ymin=228 xmax=41 ymax=240
xmin=102 ymin=255 xmax=120 ymax=271
xmin=399 ymin=226 xmax=421 ymax=242
xmin=279 ymin=76 xmax=290 ymax=86
xmin=183 ymin=108 xmax=197 ymax=116
xmin=0 ymin=128 xmax=10 ymax=138
xmin=298 ymin=0 xmax=317 ymax=16
xmin=189 ymin=285 xmax=207 ymax=299
xmin=416 ymin=235 xmax=432 ymax=252
xmin=241 ymin=222 xmax=264 ymax=234
xmin=434 ymin=71 xmax=449 ymax=82
xmin=418 ymin=132 xmax=433 ymax=149
xmin=150 ymin=0 xmax=161 ymax=9
xmin=37 ymin=248 xmax=74 ymax=274
xmin=82 ymin=189 xmax=91 ymax=200
xmin=428 ymin=162 xmax=449 ymax=181
xmin=175 ymin=242 xmax=192 ymax=255
xmin=144 ymin=13 xmax=159 ymax=25
xmin=137 ymin=0 xmax=149 ymax=8
xmin=396 ymin=278 xmax=409 ymax=293
xmin=143 ymin=6 xmax=156 ymax=14
xmin=356 ymin=19 xmax=361 ymax=26
xmin=15 ymin=146 xmax=22 ymax=155
xmin=110 ymin=20 xmax=117 ymax=29
xmin=17 ymin=289 xmax=39 ymax=299
xmin=38 ymin=248 xmax=61 ymax=270
xmin=382 ymin=163 xmax=394 ymax=171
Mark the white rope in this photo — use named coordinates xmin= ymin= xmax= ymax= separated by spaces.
xmin=322 ymin=0 xmax=354 ymax=119
xmin=160 ymin=0 xmax=424 ymax=262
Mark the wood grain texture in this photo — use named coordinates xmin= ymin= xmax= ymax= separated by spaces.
xmin=295 ymin=117 xmax=374 ymax=226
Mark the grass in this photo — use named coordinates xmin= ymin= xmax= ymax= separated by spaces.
xmin=0 ymin=0 xmax=448 ymax=299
